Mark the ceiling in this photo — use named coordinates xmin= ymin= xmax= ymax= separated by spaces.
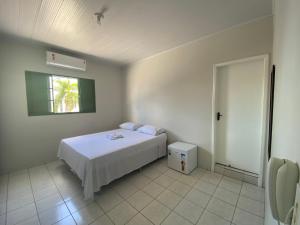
xmin=0 ymin=0 xmax=272 ymax=64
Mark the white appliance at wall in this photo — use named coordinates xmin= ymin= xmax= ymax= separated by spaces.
xmin=46 ymin=51 xmax=86 ymax=71
xmin=168 ymin=142 xmax=197 ymax=174
xmin=268 ymin=157 xmax=299 ymax=224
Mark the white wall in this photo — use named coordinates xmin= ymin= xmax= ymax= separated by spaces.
xmin=125 ymin=17 xmax=273 ymax=170
xmin=265 ymin=0 xmax=300 ymax=224
xmin=0 ymin=36 xmax=124 ymax=174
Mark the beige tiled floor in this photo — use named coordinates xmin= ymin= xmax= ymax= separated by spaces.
xmin=0 ymin=158 xmax=265 ymax=225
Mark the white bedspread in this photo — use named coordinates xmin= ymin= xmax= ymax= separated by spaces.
xmin=58 ymin=129 xmax=167 ymax=199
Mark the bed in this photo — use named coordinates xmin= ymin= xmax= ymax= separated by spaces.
xmin=57 ymin=128 xmax=167 ymax=199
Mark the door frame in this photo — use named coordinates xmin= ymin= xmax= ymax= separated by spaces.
xmin=211 ymin=54 xmax=269 ymax=187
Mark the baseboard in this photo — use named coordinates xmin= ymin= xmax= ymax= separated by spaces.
xmin=214 ymin=163 xmax=259 ymax=186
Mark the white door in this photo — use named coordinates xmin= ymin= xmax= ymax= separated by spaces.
xmin=215 ymin=58 xmax=265 ymax=174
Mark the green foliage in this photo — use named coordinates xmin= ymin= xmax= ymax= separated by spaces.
xmin=53 ymin=78 xmax=79 ymax=113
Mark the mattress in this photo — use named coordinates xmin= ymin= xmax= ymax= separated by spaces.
xmin=57 ymin=129 xmax=167 ymax=199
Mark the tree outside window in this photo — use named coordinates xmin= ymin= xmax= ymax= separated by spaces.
xmin=49 ymin=76 xmax=79 ymax=113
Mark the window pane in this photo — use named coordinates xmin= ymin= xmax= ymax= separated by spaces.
xmin=50 ymin=100 xmax=54 ymax=112
xmin=52 ymin=76 xmax=79 ymax=113
xmin=49 ymin=76 xmax=53 ymax=89
xmin=49 ymin=88 xmax=54 ymax=101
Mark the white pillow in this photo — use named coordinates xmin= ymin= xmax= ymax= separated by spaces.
xmin=119 ymin=122 xmax=142 ymax=131
xmin=137 ymin=125 xmax=165 ymax=136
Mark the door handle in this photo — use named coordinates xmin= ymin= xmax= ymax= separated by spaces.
xmin=217 ymin=112 xmax=223 ymax=121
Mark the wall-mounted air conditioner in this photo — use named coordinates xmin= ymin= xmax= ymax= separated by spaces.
xmin=46 ymin=51 xmax=86 ymax=71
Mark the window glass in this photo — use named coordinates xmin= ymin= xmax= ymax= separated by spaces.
xmin=50 ymin=76 xmax=79 ymax=113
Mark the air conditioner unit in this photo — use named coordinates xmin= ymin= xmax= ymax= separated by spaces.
xmin=46 ymin=51 xmax=86 ymax=71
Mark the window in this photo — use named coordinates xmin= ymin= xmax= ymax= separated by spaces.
xmin=49 ymin=76 xmax=79 ymax=113
xmin=25 ymin=71 xmax=96 ymax=116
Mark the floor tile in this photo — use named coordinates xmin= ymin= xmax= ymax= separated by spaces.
xmin=156 ymin=164 xmax=169 ymax=174
xmin=154 ymin=174 xmax=175 ymax=188
xmin=219 ymin=178 xmax=242 ymax=194
xmin=3 ymin=160 xmax=267 ymax=225
xmin=59 ymin=185 xmax=82 ymax=201
xmin=8 ymin=183 xmax=31 ymax=193
xmin=162 ymin=212 xmax=193 ymax=225
xmin=54 ymin=215 xmax=76 ymax=225
xmin=90 ymin=214 xmax=114 ymax=225
xmin=7 ymin=187 xmax=32 ymax=201
xmin=237 ymin=196 xmax=264 ymax=217
xmin=0 ymin=202 xmax=6 ymax=215
xmin=243 ymin=174 xmax=258 ymax=186
xmin=6 ymin=203 xmax=37 ymax=225
xmin=185 ymin=188 xmax=211 ymax=208
xmin=0 ymin=174 xmax=8 ymax=186
xmin=202 ymin=172 xmax=222 ymax=185
xmin=52 ymin=174 xmax=80 ymax=189
xmin=194 ymin=180 xmax=217 ymax=195
xmin=9 ymin=169 xmax=29 ymax=179
xmin=240 ymin=183 xmax=264 ymax=202
xmin=38 ymin=203 xmax=70 ymax=225
xmin=0 ymin=214 xmax=5 ymax=225
xmin=0 ymin=190 xmax=7 ymax=205
xmin=232 ymin=208 xmax=264 ymax=225
xmin=157 ymin=189 xmax=182 ymax=209
xmin=95 ymin=188 xmax=123 ymax=212
xmin=141 ymin=200 xmax=170 ymax=225
xmin=33 ymin=185 xmax=60 ymax=201
xmin=127 ymin=190 xmax=153 ymax=211
xmin=168 ymin=181 xmax=191 ymax=197
xmin=142 ymin=167 xmax=162 ymax=180
xmin=207 ymin=198 xmax=235 ymax=221
xmin=214 ymin=187 xmax=239 ymax=206
xmin=89 ymin=215 xmax=113 ymax=225
xmin=29 ymin=164 xmax=48 ymax=174
xmin=190 ymin=168 xmax=207 ymax=179
xmin=107 ymin=201 xmax=138 ymax=225
xmin=197 ymin=210 xmax=231 ymax=225
xmin=128 ymin=174 xmax=152 ymax=189
xmin=164 ymin=169 xmax=182 ymax=180
xmin=65 ymin=194 xmax=94 ymax=213
xmin=16 ymin=216 xmax=40 ymax=225
xmin=179 ymin=175 xmax=198 ymax=186
xmin=143 ymin=182 xmax=164 ymax=198
xmin=35 ymin=192 xmax=64 ymax=213
xmin=126 ymin=213 xmax=153 ymax=225
xmin=113 ymin=181 xmax=138 ymax=199
xmin=72 ymin=203 xmax=104 ymax=225
xmin=174 ymin=199 xmax=204 ymax=224
xmin=46 ymin=160 xmax=65 ymax=170
xmin=31 ymin=179 xmax=55 ymax=192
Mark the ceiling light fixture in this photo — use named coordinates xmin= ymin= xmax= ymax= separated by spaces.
xmin=94 ymin=6 xmax=108 ymax=25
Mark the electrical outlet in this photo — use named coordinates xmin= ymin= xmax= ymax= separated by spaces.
xmin=292 ymin=184 xmax=300 ymax=225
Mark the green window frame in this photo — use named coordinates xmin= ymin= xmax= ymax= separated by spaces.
xmin=25 ymin=71 xmax=96 ymax=116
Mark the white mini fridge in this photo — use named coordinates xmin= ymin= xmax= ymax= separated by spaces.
xmin=168 ymin=142 xmax=197 ymax=174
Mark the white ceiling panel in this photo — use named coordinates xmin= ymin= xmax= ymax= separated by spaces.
xmin=32 ymin=0 xmax=65 ymax=40
xmin=0 ymin=0 xmax=272 ymax=64
xmin=18 ymin=0 xmax=41 ymax=38
xmin=0 ymin=0 xmax=19 ymax=34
